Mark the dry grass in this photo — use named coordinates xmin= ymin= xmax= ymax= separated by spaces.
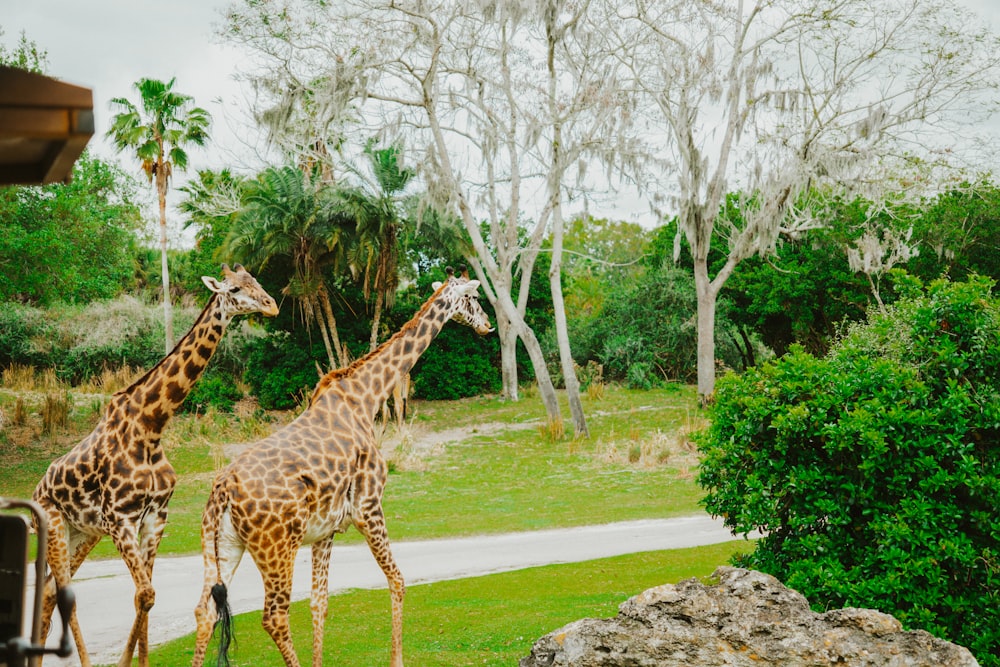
xmin=537 ymin=416 xmax=566 ymax=442
xmin=41 ymin=392 xmax=71 ymax=434
xmin=2 ymin=364 xmax=37 ymax=391
xmin=78 ymin=364 xmax=146 ymax=394
xmin=593 ymin=409 xmax=707 ymax=476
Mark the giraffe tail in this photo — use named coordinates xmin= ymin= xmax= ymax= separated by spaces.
xmin=210 ymin=582 xmax=235 ymax=667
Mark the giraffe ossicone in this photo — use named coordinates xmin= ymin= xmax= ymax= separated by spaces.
xmin=31 ymin=264 xmax=277 ymax=667
xmin=192 ymin=270 xmax=493 ymax=667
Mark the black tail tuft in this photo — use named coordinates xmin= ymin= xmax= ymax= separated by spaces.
xmin=211 ymin=583 xmax=235 ymax=667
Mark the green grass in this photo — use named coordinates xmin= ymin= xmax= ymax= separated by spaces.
xmin=149 ymin=541 xmax=754 ymax=667
xmin=2 ymin=384 xmax=707 ymax=558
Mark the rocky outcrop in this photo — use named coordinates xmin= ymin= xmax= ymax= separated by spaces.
xmin=520 ymin=566 xmax=978 ymax=667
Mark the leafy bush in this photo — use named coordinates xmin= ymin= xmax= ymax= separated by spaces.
xmin=0 ymin=303 xmax=52 ymax=368
xmin=574 ymin=264 xmax=751 ymax=383
xmin=698 ymin=276 xmax=1000 ymax=666
xmin=181 ymin=370 xmax=244 ymax=414
xmin=243 ymin=331 xmax=321 ymax=410
xmin=411 ymin=325 xmax=501 ymax=400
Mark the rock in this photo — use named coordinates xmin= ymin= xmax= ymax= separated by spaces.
xmin=519 ymin=566 xmax=979 ymax=667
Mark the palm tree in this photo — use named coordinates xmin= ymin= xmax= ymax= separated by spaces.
xmin=107 ymin=77 xmax=210 ymax=353
xmin=227 ymin=165 xmax=354 ymax=369
xmin=339 ymin=140 xmax=414 ymax=351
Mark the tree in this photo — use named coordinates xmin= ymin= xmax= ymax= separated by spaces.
xmin=108 ymin=77 xmax=211 ymax=354
xmin=0 ymin=154 xmax=143 ymax=304
xmin=218 ymin=0 xmax=639 ymax=435
xmin=226 ymin=165 xmax=354 ymax=369
xmin=178 ymin=168 xmax=248 ymax=292
xmin=698 ymin=276 xmax=1000 ymax=666
xmin=339 ymin=140 xmax=415 ymax=352
xmin=911 ymin=180 xmax=1000 ymax=284
xmin=607 ymin=0 xmax=1000 ymax=403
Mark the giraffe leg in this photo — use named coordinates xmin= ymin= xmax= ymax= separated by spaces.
xmin=132 ymin=509 xmax=169 ymax=667
xmin=107 ymin=521 xmax=157 ymax=667
xmin=37 ymin=506 xmax=97 ymax=667
xmin=309 ymin=538 xmax=334 ymax=667
xmin=259 ymin=560 xmax=302 ymax=667
xmin=355 ymin=507 xmax=405 ymax=667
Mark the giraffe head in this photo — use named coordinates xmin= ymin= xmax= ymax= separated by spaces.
xmin=201 ymin=264 xmax=280 ymax=318
xmin=433 ymin=266 xmax=494 ymax=335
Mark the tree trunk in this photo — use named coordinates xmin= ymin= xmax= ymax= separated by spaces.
xmin=304 ymin=293 xmax=336 ymax=370
xmin=497 ymin=310 xmax=520 ymax=401
xmin=157 ymin=168 xmax=173 ymax=355
xmin=516 ymin=319 xmax=562 ymax=429
xmin=550 ymin=246 xmax=587 ymax=438
xmin=425 ymin=89 xmax=562 ymax=426
xmin=693 ymin=257 xmax=718 ymax=406
xmin=369 ymin=290 xmax=384 ymax=352
xmin=317 ymin=283 xmax=347 ymax=368
xmin=545 ymin=15 xmax=587 ymax=439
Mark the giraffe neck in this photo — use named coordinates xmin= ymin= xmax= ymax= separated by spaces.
xmin=313 ymin=290 xmax=452 ymax=420
xmin=115 ymin=294 xmax=232 ymax=434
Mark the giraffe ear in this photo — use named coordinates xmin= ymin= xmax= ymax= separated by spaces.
xmin=460 ymin=280 xmax=481 ymax=295
xmin=432 ymin=281 xmax=443 ymax=291
xmin=202 ymin=276 xmax=225 ymax=293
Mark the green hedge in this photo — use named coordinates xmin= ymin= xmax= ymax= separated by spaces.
xmin=698 ymin=275 xmax=1000 ymax=665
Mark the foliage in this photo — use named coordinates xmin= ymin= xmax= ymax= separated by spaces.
xmin=722 ymin=196 xmax=876 ymax=356
xmin=177 ymin=168 xmax=248 ymax=293
xmin=698 ymin=276 xmax=1000 ymax=665
xmin=573 ymin=263 xmax=748 ymax=384
xmin=910 ymin=181 xmax=1000 ymax=285
xmin=0 ymin=303 xmax=52 ymax=369
xmin=181 ymin=370 xmax=244 ymax=414
xmin=0 ymin=26 xmax=48 ymax=72
xmin=0 ymin=154 xmax=143 ymax=305
xmin=242 ymin=330 xmax=322 ymax=410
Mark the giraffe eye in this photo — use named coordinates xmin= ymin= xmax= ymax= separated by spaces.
xmin=230 ymin=286 xmax=242 ymax=294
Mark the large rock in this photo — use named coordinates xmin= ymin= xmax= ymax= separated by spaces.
xmin=520 ymin=566 xmax=978 ymax=667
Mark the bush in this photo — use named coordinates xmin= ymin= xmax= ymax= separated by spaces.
xmin=574 ymin=264 xmax=751 ymax=383
xmin=181 ymin=370 xmax=245 ymax=414
xmin=0 ymin=303 xmax=52 ymax=368
xmin=698 ymin=276 xmax=1000 ymax=666
xmin=243 ymin=331 xmax=321 ymax=410
xmin=411 ymin=325 xmax=501 ymax=400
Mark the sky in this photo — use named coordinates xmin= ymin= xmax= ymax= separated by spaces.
xmin=3 ymin=0 xmax=1000 ymax=234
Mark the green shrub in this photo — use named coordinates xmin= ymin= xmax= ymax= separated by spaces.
xmin=698 ymin=276 xmax=1000 ymax=666
xmin=243 ymin=331 xmax=321 ymax=410
xmin=411 ymin=326 xmax=501 ymax=400
xmin=0 ymin=303 xmax=51 ymax=368
xmin=181 ymin=370 xmax=244 ymax=414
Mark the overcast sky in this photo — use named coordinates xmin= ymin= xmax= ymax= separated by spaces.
xmin=3 ymin=0 xmax=1000 ymax=231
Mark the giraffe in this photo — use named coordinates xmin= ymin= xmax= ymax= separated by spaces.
xmin=191 ymin=269 xmax=493 ymax=667
xmin=31 ymin=264 xmax=278 ymax=667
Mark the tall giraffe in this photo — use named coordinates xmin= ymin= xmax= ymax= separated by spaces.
xmin=32 ymin=264 xmax=278 ymax=667
xmin=192 ymin=270 xmax=493 ymax=667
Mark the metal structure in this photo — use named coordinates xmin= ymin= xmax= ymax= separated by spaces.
xmin=0 ymin=498 xmax=74 ymax=667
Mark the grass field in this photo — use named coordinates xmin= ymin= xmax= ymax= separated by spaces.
xmin=1 ymin=379 xmax=708 ymax=558
xmin=149 ymin=541 xmax=754 ymax=667
xmin=1 ymin=373 xmax=751 ymax=665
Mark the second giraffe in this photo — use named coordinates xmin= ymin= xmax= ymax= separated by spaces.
xmin=192 ymin=269 xmax=494 ymax=667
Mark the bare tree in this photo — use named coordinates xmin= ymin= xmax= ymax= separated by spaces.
xmin=220 ymin=0 xmax=637 ymax=434
xmin=607 ymin=0 xmax=1000 ymax=403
